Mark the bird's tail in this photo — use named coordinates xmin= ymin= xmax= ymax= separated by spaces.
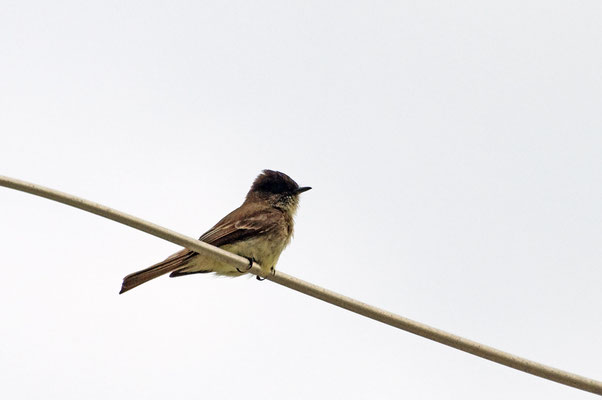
xmin=119 ymin=249 xmax=196 ymax=294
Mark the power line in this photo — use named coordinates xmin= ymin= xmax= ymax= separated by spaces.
xmin=1 ymin=175 xmax=600 ymax=396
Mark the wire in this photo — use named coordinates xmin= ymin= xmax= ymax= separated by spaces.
xmin=1 ymin=175 xmax=600 ymax=396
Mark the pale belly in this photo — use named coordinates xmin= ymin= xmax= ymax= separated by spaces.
xmin=221 ymin=234 xmax=288 ymax=275
xmin=176 ymin=232 xmax=291 ymax=277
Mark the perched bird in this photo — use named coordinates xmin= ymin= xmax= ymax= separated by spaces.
xmin=119 ymin=170 xmax=311 ymax=294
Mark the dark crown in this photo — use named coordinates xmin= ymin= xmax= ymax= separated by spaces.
xmin=249 ymin=170 xmax=300 ymax=195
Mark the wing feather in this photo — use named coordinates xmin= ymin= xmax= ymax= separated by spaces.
xmin=198 ymin=207 xmax=281 ymax=247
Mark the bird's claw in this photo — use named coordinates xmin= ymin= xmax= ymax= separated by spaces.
xmin=256 ymin=266 xmax=275 ymax=281
xmin=237 ymin=257 xmax=256 ymax=274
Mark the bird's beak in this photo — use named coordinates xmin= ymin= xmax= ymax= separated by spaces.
xmin=295 ymin=186 xmax=312 ymax=194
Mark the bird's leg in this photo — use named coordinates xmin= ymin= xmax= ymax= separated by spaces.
xmin=237 ymin=257 xmax=256 ymax=274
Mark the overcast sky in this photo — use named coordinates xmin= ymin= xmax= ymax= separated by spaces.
xmin=1 ymin=1 xmax=601 ymax=399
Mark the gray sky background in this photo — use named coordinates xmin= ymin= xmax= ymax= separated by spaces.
xmin=1 ymin=1 xmax=601 ymax=398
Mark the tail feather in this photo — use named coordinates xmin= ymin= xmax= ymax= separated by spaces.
xmin=169 ymin=269 xmax=211 ymax=278
xmin=119 ymin=249 xmax=196 ymax=294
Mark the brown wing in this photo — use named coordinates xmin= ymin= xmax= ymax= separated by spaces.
xmin=198 ymin=205 xmax=282 ymax=247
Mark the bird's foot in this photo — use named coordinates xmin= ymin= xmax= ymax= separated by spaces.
xmin=256 ymin=266 xmax=275 ymax=281
xmin=237 ymin=257 xmax=256 ymax=274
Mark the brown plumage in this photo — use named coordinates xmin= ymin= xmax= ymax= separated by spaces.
xmin=119 ymin=170 xmax=311 ymax=294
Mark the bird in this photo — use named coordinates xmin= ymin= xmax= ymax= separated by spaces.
xmin=119 ymin=170 xmax=311 ymax=294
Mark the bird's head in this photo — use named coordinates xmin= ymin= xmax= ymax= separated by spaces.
xmin=246 ymin=170 xmax=311 ymax=213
